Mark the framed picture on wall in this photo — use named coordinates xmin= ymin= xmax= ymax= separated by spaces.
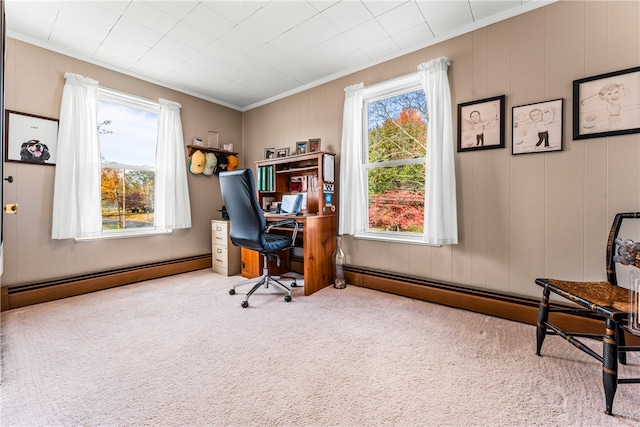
xmin=573 ymin=66 xmax=640 ymax=140
xmin=512 ymin=98 xmax=564 ymax=155
xmin=457 ymin=95 xmax=505 ymax=152
xmin=4 ymin=110 xmax=58 ymax=165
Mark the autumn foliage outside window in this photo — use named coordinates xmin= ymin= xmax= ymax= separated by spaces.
xmin=366 ymin=88 xmax=427 ymax=234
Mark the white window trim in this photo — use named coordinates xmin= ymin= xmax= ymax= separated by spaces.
xmin=357 ymin=73 xmax=436 ymax=246
xmin=75 ymin=228 xmax=173 ymax=242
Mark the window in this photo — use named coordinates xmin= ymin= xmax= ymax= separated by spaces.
xmin=97 ymin=89 xmax=159 ymax=233
xmin=362 ymin=76 xmax=428 ymax=243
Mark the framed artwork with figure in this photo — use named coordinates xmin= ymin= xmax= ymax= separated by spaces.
xmin=573 ymin=66 xmax=640 ymax=140
xmin=457 ymin=95 xmax=505 ymax=152
xmin=512 ymin=98 xmax=564 ymax=155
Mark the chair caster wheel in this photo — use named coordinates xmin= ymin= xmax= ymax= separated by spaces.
xmin=229 ymin=289 xmax=235 ymax=295
xmin=291 ymin=280 xmax=297 ymax=287
xmin=241 ymin=301 xmax=249 ymax=308
xmin=284 ymin=295 xmax=292 ymax=302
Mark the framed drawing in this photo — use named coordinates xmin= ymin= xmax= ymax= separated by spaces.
xmin=5 ymin=110 xmax=58 ymax=165
xmin=512 ymin=98 xmax=564 ymax=155
xmin=457 ymin=95 xmax=505 ymax=152
xmin=573 ymin=66 xmax=640 ymax=140
xmin=308 ymin=138 xmax=321 ymax=152
xmin=296 ymin=141 xmax=308 ymax=154
xmin=275 ymin=147 xmax=290 ymax=158
xmin=264 ymin=147 xmax=275 ymax=159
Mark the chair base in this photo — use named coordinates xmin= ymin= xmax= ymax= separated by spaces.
xmin=229 ymin=253 xmax=297 ymax=307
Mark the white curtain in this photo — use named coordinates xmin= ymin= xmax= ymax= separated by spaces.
xmin=418 ymin=57 xmax=458 ymax=245
xmin=338 ymin=83 xmax=366 ymax=236
xmin=51 ymin=73 xmax=102 ymax=239
xmin=155 ymin=99 xmax=192 ymax=229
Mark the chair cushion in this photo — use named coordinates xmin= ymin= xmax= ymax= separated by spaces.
xmin=262 ymin=233 xmax=292 ymax=253
xmin=536 ymin=278 xmax=631 ymax=314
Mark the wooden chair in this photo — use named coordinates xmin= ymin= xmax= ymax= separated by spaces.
xmin=535 ymin=212 xmax=640 ymax=416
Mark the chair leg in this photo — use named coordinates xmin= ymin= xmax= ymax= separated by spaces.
xmin=603 ymin=318 xmax=619 ymax=416
xmin=536 ymin=287 xmax=550 ymax=356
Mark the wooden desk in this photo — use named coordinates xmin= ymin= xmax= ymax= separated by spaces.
xmin=241 ymin=214 xmax=336 ymax=296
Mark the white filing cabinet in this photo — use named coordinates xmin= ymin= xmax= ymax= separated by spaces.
xmin=211 ymin=220 xmax=241 ymax=276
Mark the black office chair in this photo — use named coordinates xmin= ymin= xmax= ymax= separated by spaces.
xmin=219 ymin=169 xmax=299 ymax=308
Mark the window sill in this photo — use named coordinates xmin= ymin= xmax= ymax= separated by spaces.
xmin=75 ymin=228 xmax=172 ymax=242
xmin=354 ymin=232 xmax=441 ymax=247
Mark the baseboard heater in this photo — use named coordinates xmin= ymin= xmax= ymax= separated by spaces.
xmin=1 ymin=254 xmax=211 ymax=311
xmin=344 ymin=265 xmax=640 ymax=345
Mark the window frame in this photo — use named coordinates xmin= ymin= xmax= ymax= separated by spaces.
xmin=75 ymin=87 xmax=171 ymax=241
xmin=357 ymin=73 xmax=430 ymax=245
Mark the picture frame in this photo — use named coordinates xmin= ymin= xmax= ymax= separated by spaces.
xmin=457 ymin=95 xmax=505 ymax=152
xmin=5 ymin=110 xmax=59 ymax=165
xmin=275 ymin=147 xmax=290 ymax=158
xmin=264 ymin=147 xmax=275 ymax=159
xmin=512 ymin=98 xmax=564 ymax=155
xmin=573 ymin=66 xmax=640 ymax=140
xmin=308 ymin=138 xmax=321 ymax=152
xmin=296 ymin=141 xmax=308 ymax=154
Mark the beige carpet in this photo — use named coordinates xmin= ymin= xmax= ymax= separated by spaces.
xmin=1 ymin=269 xmax=639 ymax=426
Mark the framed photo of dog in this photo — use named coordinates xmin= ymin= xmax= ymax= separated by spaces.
xmin=5 ymin=110 xmax=58 ymax=165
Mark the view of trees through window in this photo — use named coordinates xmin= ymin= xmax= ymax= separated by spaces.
xmin=366 ymin=88 xmax=427 ymax=233
xmin=98 ymin=98 xmax=158 ymax=230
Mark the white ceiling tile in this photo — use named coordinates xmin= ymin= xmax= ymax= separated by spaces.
xmin=362 ymin=0 xmax=409 ymax=17
xmin=418 ymin=1 xmax=474 ymax=36
xmin=5 ymin=1 xmax=61 ymax=26
xmin=391 ymin=22 xmax=435 ymax=50
xmin=258 ymin=1 xmax=318 ymax=30
xmin=201 ymin=1 xmax=267 ymax=25
xmin=48 ymin=27 xmax=101 ymax=57
xmin=94 ymin=1 xmax=130 ymax=15
xmin=123 ymin=1 xmax=179 ymax=34
xmin=111 ymin=16 xmax=164 ymax=47
xmin=218 ymin=25 xmax=265 ymax=53
xmin=377 ymin=1 xmax=426 ymax=35
xmin=166 ymin=21 xmax=215 ymax=51
xmin=93 ymin=45 xmax=140 ymax=70
xmin=182 ymin=3 xmax=236 ymax=38
xmin=5 ymin=13 xmax=53 ymax=41
xmin=307 ymin=0 xmax=340 ymax=13
xmin=344 ymin=19 xmax=390 ymax=49
xmin=59 ymin=1 xmax=121 ymax=29
xmin=320 ymin=1 xmax=374 ymax=32
xmin=101 ymin=32 xmax=150 ymax=59
xmin=151 ymin=1 xmax=199 ymax=19
xmin=153 ymin=37 xmax=199 ymax=62
xmin=54 ymin=13 xmax=110 ymax=43
xmin=361 ymin=36 xmax=400 ymax=61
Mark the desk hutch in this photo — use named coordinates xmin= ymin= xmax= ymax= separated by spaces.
xmin=241 ymin=151 xmax=337 ymax=295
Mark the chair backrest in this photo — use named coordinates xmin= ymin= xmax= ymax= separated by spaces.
xmin=219 ymin=169 xmax=267 ymax=252
xmin=607 ymin=212 xmax=640 ymax=287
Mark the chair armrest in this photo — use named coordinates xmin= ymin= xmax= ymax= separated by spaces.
xmin=266 ymin=219 xmax=299 ymax=246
